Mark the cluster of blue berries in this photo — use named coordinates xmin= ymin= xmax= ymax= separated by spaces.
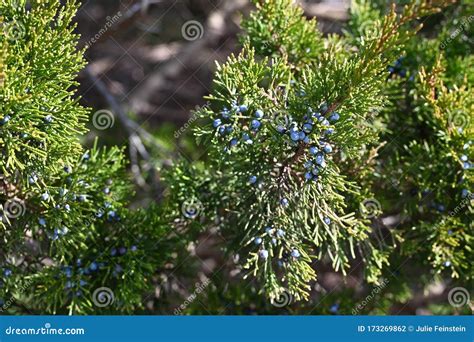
xmin=213 ymin=101 xmax=265 ymax=149
xmin=61 ymin=260 xmax=101 ymax=298
xmin=460 ymin=154 xmax=471 ymax=170
xmin=388 ymin=57 xmax=406 ymax=78
xmin=255 ymin=227 xmax=301 ymax=261
xmin=96 ymin=202 xmax=121 ymax=222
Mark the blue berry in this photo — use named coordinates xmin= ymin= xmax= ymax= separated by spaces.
xmin=221 ymin=109 xmax=231 ymax=119
xmin=249 ymin=175 xmax=257 ymax=184
xmin=225 ymin=126 xmax=233 ymax=134
xmin=230 ymin=138 xmax=238 ymax=147
xmin=315 ymin=153 xmax=324 ymax=165
xmin=265 ymin=227 xmax=273 ymax=233
xmin=243 ymin=133 xmax=253 ymax=144
xmin=303 ymin=123 xmax=313 ymax=133
xmin=218 ymin=126 xmax=226 ymax=135
xmin=460 ymin=155 xmax=468 ymax=162
xmin=255 ymin=109 xmax=264 ymax=118
xmin=119 ymin=247 xmax=127 ymax=255
xmin=213 ymin=119 xmax=222 ymax=128
xmin=321 ymin=119 xmax=330 ymax=126
xmin=291 ymin=249 xmax=300 ymax=258
xmin=280 ymin=198 xmax=289 ymax=207
xmin=329 ymin=112 xmax=340 ymax=122
xmin=329 ymin=303 xmax=339 ymax=314
xmin=78 ymin=195 xmax=87 ymax=202
xmin=41 ymin=193 xmax=50 ymax=201
xmin=63 ymin=266 xmax=73 ymax=278
xmin=111 ymin=248 xmax=117 ymax=256
xmin=324 ymin=128 xmax=334 ymax=135
xmin=298 ymin=131 xmax=306 ymax=140
xmin=290 ymin=131 xmax=300 ymax=141
xmin=305 ymin=172 xmax=313 ymax=180
xmin=259 ymin=249 xmax=269 ymax=259
xmin=444 ymin=260 xmax=451 ymax=267
xmin=311 ymin=167 xmax=319 ymax=175
xmin=44 ymin=115 xmax=53 ymax=123
xmin=323 ymin=143 xmax=333 ymax=154
xmin=38 ymin=217 xmax=46 ymax=226
xmin=320 ymin=103 xmax=328 ymax=112
xmin=303 ymin=136 xmax=310 ymax=144
xmin=131 ymin=245 xmax=138 ymax=252
xmin=437 ymin=204 xmax=445 ymax=212
xmin=79 ymin=280 xmax=87 ymax=286
xmin=276 ymin=125 xmax=286 ymax=133
xmin=239 ymin=105 xmax=248 ymax=112
xmin=104 ymin=187 xmax=111 ymax=195
xmin=254 ymin=237 xmax=262 ymax=245
xmin=251 ymin=119 xmax=261 ymax=130
xmin=28 ymin=174 xmax=38 ymax=184
xmin=463 ymin=162 xmax=470 ymax=169
xmin=461 ymin=189 xmax=469 ymax=198
xmin=64 ymin=204 xmax=71 ymax=211
xmin=304 ymin=161 xmax=313 ymax=169
xmin=309 ymin=146 xmax=318 ymax=155
xmin=277 ymin=229 xmax=285 ymax=237
xmin=0 ymin=115 xmax=11 ymax=125
xmin=448 ymin=230 xmax=453 ymax=236
xmin=3 ymin=269 xmax=12 ymax=277
xmin=63 ymin=165 xmax=72 ymax=173
xmin=323 ymin=217 xmax=331 ymax=225
xmin=89 ymin=262 xmax=98 ymax=271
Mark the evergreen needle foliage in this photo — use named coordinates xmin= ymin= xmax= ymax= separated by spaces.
xmin=0 ymin=0 xmax=472 ymax=314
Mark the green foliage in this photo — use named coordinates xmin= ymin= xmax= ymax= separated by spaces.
xmin=0 ymin=0 xmax=472 ymax=315
xmin=0 ymin=0 xmax=171 ymax=314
